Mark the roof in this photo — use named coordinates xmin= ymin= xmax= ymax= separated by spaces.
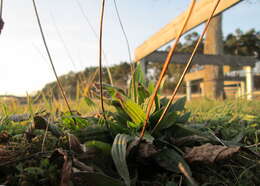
xmin=144 ymin=51 xmax=258 ymax=67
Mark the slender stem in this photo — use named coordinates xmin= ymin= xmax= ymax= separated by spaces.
xmin=139 ymin=0 xmax=196 ymax=139
xmin=152 ymin=0 xmax=222 ymax=133
xmin=113 ymin=0 xmax=132 ymax=63
xmin=113 ymin=0 xmax=136 ymax=101
xmin=0 ymin=0 xmax=3 ymax=18
xmin=50 ymin=12 xmax=86 ymax=90
xmin=75 ymin=0 xmax=113 ymax=86
xmin=0 ymin=0 xmax=3 ymax=34
xmin=99 ymin=0 xmax=107 ymax=124
xmin=50 ymin=13 xmax=78 ymax=71
xmin=31 ymin=0 xmax=73 ymax=115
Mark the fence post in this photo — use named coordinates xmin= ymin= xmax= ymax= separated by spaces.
xmin=186 ymin=80 xmax=191 ymax=101
xmin=244 ymin=66 xmax=254 ymax=100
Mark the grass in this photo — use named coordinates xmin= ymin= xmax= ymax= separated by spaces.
xmin=0 ymin=95 xmax=259 ymax=185
xmin=1 ymin=97 xmax=260 ymax=145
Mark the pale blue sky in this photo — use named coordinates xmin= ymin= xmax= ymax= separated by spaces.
xmin=0 ymin=0 xmax=259 ymax=95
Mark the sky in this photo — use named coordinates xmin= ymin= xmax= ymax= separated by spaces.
xmin=0 ymin=0 xmax=259 ymax=96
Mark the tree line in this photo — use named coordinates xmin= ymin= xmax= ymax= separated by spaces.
xmin=37 ymin=28 xmax=260 ymax=99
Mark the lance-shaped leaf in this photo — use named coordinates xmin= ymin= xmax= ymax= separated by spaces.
xmin=111 ymin=134 xmax=134 ymax=186
xmin=153 ymin=149 xmax=197 ymax=185
xmin=116 ymin=93 xmax=146 ymax=125
xmin=85 ymin=140 xmax=112 ymax=156
xmin=169 ymin=96 xmax=187 ymax=112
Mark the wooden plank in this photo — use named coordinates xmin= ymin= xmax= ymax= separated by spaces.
xmin=145 ymin=51 xmax=257 ymax=67
xmin=184 ymin=69 xmax=205 ymax=81
xmin=135 ymin=0 xmax=241 ymax=62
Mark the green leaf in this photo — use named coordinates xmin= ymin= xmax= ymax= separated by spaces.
xmin=119 ymin=97 xmax=146 ymax=125
xmin=147 ymin=81 xmax=155 ymax=95
xmin=153 ymin=112 xmax=178 ymax=133
xmin=127 ymin=121 xmax=140 ymax=129
xmin=103 ymin=84 xmax=126 ymax=98
xmin=84 ymin=97 xmax=96 ymax=107
xmin=169 ymin=97 xmax=187 ymax=112
xmin=24 ymin=167 xmax=44 ymax=176
xmin=168 ymin=124 xmax=204 ymax=138
xmin=153 ymin=149 xmax=196 ymax=185
xmin=149 ymin=107 xmax=164 ymax=124
xmin=160 ymin=97 xmax=170 ymax=107
xmin=74 ymin=126 xmax=111 ymax=143
xmin=137 ymin=84 xmax=150 ymax=104
xmin=111 ymin=134 xmax=134 ymax=186
xmin=85 ymin=140 xmax=112 ymax=156
xmin=134 ymin=63 xmax=145 ymax=85
xmin=153 ymin=149 xmax=187 ymax=173
xmin=178 ymin=112 xmax=191 ymax=123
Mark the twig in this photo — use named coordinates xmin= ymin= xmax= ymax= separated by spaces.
xmin=31 ymin=0 xmax=73 ymax=117
xmin=245 ymin=143 xmax=260 ymax=148
xmin=152 ymin=0 xmax=222 ymax=133
xmin=98 ymin=0 xmax=107 ymax=126
xmin=139 ymin=0 xmax=196 ymax=139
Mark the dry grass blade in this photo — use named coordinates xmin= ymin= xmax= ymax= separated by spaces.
xmin=99 ymin=0 xmax=107 ymax=124
xmin=0 ymin=0 xmax=3 ymax=18
xmin=0 ymin=0 xmax=4 ymax=34
xmin=113 ymin=0 xmax=132 ymax=65
xmin=83 ymin=68 xmax=99 ymax=97
xmin=153 ymin=0 xmax=222 ymax=131
xmin=31 ymin=0 xmax=73 ymax=116
xmin=75 ymin=0 xmax=114 ymax=86
xmin=113 ymin=0 xmax=136 ymax=102
xmin=139 ymin=0 xmax=196 ymax=139
xmin=50 ymin=12 xmax=87 ymax=88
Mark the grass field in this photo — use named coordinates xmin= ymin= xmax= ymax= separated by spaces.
xmin=0 ymin=93 xmax=259 ymax=185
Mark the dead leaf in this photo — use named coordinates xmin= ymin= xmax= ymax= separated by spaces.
xmin=60 ymin=154 xmax=72 ymax=186
xmin=0 ymin=147 xmax=19 ymax=166
xmin=138 ymin=142 xmax=157 ymax=158
xmin=0 ymin=131 xmax=10 ymax=143
xmin=73 ymin=158 xmax=94 ymax=172
xmin=49 ymin=149 xmax=72 ymax=186
xmin=184 ymin=143 xmax=241 ymax=164
xmin=9 ymin=113 xmax=30 ymax=122
xmin=170 ymin=135 xmax=211 ymax=146
xmin=0 ymin=148 xmax=15 ymax=161
xmin=31 ymin=116 xmax=64 ymax=137
xmin=68 ymin=133 xmax=84 ymax=153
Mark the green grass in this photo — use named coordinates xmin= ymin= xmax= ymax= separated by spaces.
xmin=0 ymin=96 xmax=259 ymax=185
